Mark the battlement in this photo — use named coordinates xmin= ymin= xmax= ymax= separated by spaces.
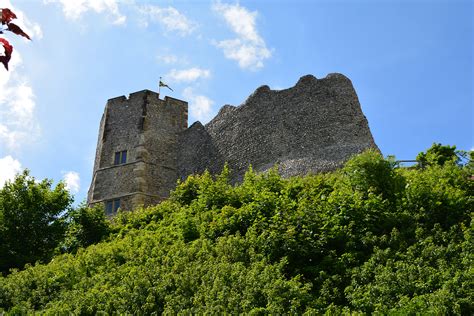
xmin=107 ymin=95 xmax=127 ymax=104
xmin=89 ymin=73 xmax=378 ymax=213
xmin=106 ymin=90 xmax=187 ymax=106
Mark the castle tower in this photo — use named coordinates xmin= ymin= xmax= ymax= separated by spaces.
xmin=87 ymin=90 xmax=188 ymax=214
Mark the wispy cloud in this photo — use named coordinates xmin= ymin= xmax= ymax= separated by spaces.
xmin=0 ymin=51 xmax=41 ymax=152
xmin=0 ymin=2 xmax=41 ymax=153
xmin=166 ymin=67 xmax=211 ymax=83
xmin=138 ymin=5 xmax=196 ymax=36
xmin=43 ymin=1 xmax=198 ymax=34
xmin=212 ymin=1 xmax=271 ymax=70
xmin=156 ymin=53 xmax=190 ymax=66
xmin=0 ymin=155 xmax=22 ymax=188
xmin=182 ymin=87 xmax=214 ymax=124
xmin=157 ymin=54 xmax=179 ymax=65
xmin=44 ymin=0 xmax=126 ymax=25
xmin=63 ymin=171 xmax=80 ymax=194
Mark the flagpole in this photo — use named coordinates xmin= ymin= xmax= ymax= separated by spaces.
xmin=158 ymin=76 xmax=161 ymax=94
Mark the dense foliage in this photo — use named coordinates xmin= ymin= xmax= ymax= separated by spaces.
xmin=59 ymin=203 xmax=111 ymax=254
xmin=0 ymin=149 xmax=472 ymax=314
xmin=0 ymin=170 xmax=73 ymax=274
xmin=416 ymin=142 xmax=459 ymax=166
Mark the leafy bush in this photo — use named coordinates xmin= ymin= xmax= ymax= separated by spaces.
xmin=416 ymin=142 xmax=459 ymax=166
xmin=0 ymin=148 xmax=471 ymax=314
xmin=59 ymin=203 xmax=111 ymax=254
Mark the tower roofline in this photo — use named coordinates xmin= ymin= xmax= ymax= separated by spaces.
xmin=106 ymin=89 xmax=187 ymax=104
xmin=164 ymin=95 xmax=188 ymax=104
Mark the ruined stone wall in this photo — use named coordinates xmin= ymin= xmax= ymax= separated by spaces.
xmin=89 ymin=73 xmax=378 ymax=212
xmin=178 ymin=73 xmax=378 ymax=182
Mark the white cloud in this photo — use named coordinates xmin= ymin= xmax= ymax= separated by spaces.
xmin=166 ymin=68 xmax=211 ymax=83
xmin=0 ymin=2 xmax=41 ymax=153
xmin=214 ymin=2 xmax=260 ymax=42
xmin=0 ymin=1 xmax=43 ymax=154
xmin=156 ymin=53 xmax=190 ymax=66
xmin=183 ymin=87 xmax=214 ymax=124
xmin=138 ymin=5 xmax=196 ymax=36
xmin=157 ymin=54 xmax=179 ymax=65
xmin=0 ymin=155 xmax=22 ymax=188
xmin=44 ymin=1 xmax=197 ymax=33
xmin=63 ymin=171 xmax=80 ymax=194
xmin=0 ymin=51 xmax=41 ymax=152
xmin=44 ymin=0 xmax=126 ymax=25
xmin=216 ymin=39 xmax=271 ymax=70
xmin=213 ymin=2 xmax=271 ymax=70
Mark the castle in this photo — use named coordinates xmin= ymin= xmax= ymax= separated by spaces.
xmin=87 ymin=73 xmax=378 ymax=213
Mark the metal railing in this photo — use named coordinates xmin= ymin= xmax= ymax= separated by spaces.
xmin=395 ymin=160 xmax=424 ymax=168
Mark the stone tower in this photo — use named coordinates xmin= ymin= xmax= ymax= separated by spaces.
xmin=87 ymin=90 xmax=188 ymax=214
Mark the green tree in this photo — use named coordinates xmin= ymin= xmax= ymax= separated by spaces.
xmin=60 ymin=203 xmax=111 ymax=254
xmin=416 ymin=143 xmax=458 ymax=166
xmin=458 ymin=149 xmax=474 ymax=172
xmin=0 ymin=170 xmax=73 ymax=274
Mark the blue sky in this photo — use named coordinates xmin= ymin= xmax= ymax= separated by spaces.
xmin=0 ymin=0 xmax=472 ymax=204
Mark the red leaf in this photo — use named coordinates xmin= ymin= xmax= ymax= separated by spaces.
xmin=6 ymin=22 xmax=31 ymax=40
xmin=0 ymin=37 xmax=13 ymax=70
xmin=1 ymin=8 xmax=17 ymax=25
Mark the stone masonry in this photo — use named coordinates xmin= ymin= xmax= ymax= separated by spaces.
xmin=88 ymin=73 xmax=378 ymax=212
xmin=178 ymin=73 xmax=378 ymax=181
xmin=87 ymin=90 xmax=188 ymax=212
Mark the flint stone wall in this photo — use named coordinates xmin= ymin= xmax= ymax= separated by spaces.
xmin=178 ymin=73 xmax=378 ymax=181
